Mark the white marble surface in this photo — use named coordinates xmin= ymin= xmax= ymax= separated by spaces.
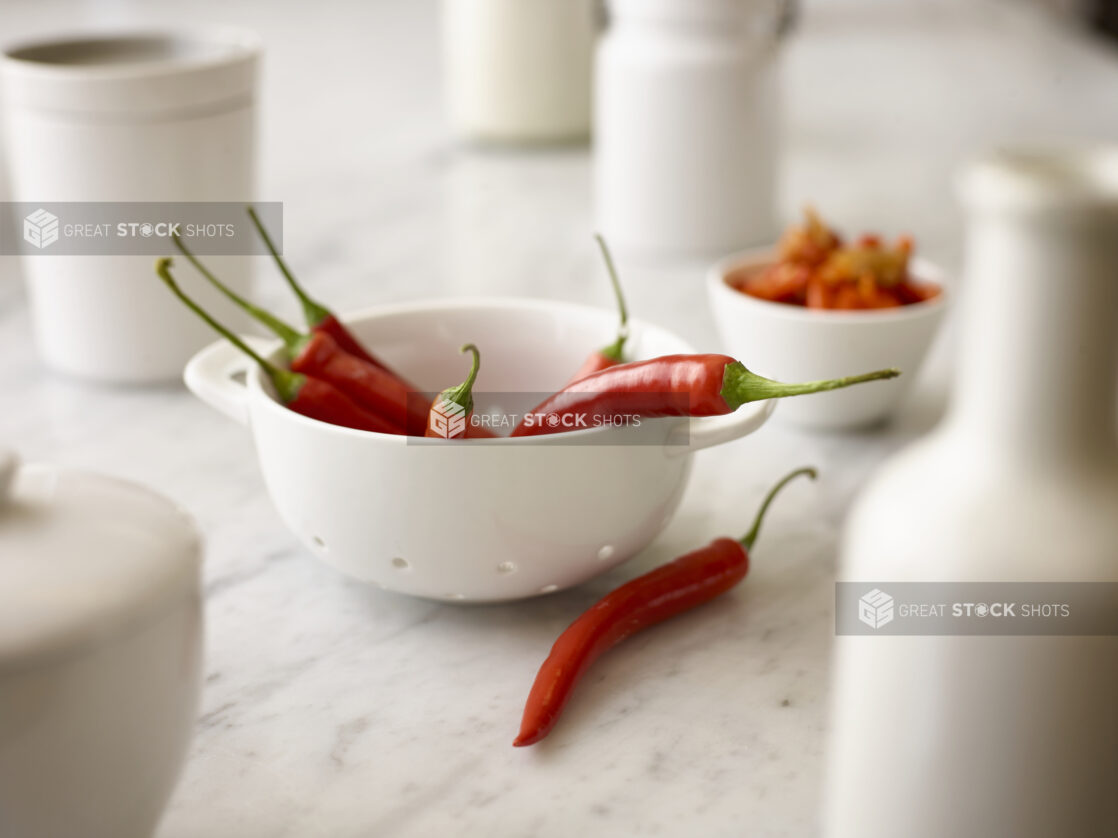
xmin=1 ymin=0 xmax=1117 ymax=835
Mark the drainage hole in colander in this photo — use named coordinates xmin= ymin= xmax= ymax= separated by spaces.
xmin=597 ymin=545 xmax=615 ymax=561
xmin=540 ymin=584 xmax=559 ymax=594
xmin=391 ymin=557 xmax=410 ymax=570
xmin=496 ymin=561 xmax=517 ymax=574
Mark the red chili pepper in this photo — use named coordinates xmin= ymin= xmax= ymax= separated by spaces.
xmin=513 ymin=466 xmax=817 ymax=747
xmin=246 ymin=206 xmax=415 ymax=386
xmin=156 ymin=259 xmax=397 ymax=434
xmin=565 ymin=235 xmax=630 ymax=386
xmin=511 ymin=355 xmax=899 ymax=437
xmin=172 ymin=236 xmax=425 ymax=434
xmin=293 ymin=330 xmax=434 ymax=434
xmin=426 ymin=344 xmax=482 ymax=439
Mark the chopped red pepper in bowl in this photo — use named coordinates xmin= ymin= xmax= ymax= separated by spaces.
xmin=707 ymin=210 xmax=949 ymax=429
xmin=728 ymin=208 xmax=941 ymax=310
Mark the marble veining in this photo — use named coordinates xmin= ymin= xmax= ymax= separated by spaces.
xmin=1 ymin=0 xmax=1117 ymax=835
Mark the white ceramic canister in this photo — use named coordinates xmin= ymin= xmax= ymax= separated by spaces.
xmin=595 ymin=0 xmax=786 ymax=258
xmin=1 ymin=29 xmax=259 ymax=384
xmin=443 ymin=0 xmax=597 ymax=144
xmin=822 ymin=147 xmax=1118 ymax=837
xmin=0 ymin=451 xmax=203 ymax=838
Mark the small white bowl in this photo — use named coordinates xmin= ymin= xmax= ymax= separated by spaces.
xmin=707 ymin=248 xmax=949 ymax=429
xmin=185 ymin=298 xmax=774 ymax=601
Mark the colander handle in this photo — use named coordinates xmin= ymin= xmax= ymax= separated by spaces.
xmin=666 ymin=400 xmax=776 ymax=456
xmin=183 ymin=337 xmax=271 ymax=426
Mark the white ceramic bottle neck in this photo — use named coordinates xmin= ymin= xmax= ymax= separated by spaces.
xmin=950 ymin=150 xmax=1118 ymax=466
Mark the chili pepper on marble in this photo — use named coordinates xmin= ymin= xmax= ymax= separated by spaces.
xmin=514 ymin=466 xmax=817 ymax=747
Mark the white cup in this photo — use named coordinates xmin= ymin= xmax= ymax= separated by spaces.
xmin=1 ymin=29 xmax=260 ymax=384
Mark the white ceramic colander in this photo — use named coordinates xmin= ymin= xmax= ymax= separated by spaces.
xmin=185 ymin=297 xmax=773 ymax=601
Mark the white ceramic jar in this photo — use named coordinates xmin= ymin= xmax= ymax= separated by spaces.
xmin=1 ymin=29 xmax=259 ymax=384
xmin=595 ymin=0 xmax=785 ymax=257
xmin=442 ymin=0 xmax=596 ymax=144
xmin=0 ymin=452 xmax=203 ymax=838
xmin=823 ymin=147 xmax=1118 ymax=837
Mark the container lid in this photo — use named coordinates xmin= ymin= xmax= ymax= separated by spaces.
xmin=1 ymin=27 xmax=259 ymax=118
xmin=0 ymin=452 xmax=202 ymax=674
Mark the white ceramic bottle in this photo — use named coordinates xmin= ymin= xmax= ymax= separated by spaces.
xmin=822 ymin=147 xmax=1118 ymax=837
xmin=442 ymin=0 xmax=596 ymax=144
xmin=595 ymin=0 xmax=786 ymax=257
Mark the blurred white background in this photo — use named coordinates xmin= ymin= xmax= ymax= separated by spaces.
xmin=2 ymin=0 xmax=1117 ymax=334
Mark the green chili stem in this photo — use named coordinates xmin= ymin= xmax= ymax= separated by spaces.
xmin=171 ymin=234 xmax=306 ymax=355
xmin=438 ymin=343 xmax=481 ymax=415
xmin=740 ymin=467 xmax=818 ymax=551
xmin=594 ymin=234 xmax=629 ymax=362
xmin=246 ymin=205 xmax=332 ymax=328
xmin=155 ymin=257 xmax=303 ymax=404
xmin=720 ymin=363 xmax=900 ymax=411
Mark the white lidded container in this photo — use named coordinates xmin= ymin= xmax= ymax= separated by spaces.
xmin=0 ymin=450 xmax=203 ymax=838
xmin=442 ymin=0 xmax=596 ymax=144
xmin=0 ymin=29 xmax=259 ymax=384
xmin=595 ymin=0 xmax=786 ymax=257
xmin=822 ymin=147 xmax=1118 ymax=837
